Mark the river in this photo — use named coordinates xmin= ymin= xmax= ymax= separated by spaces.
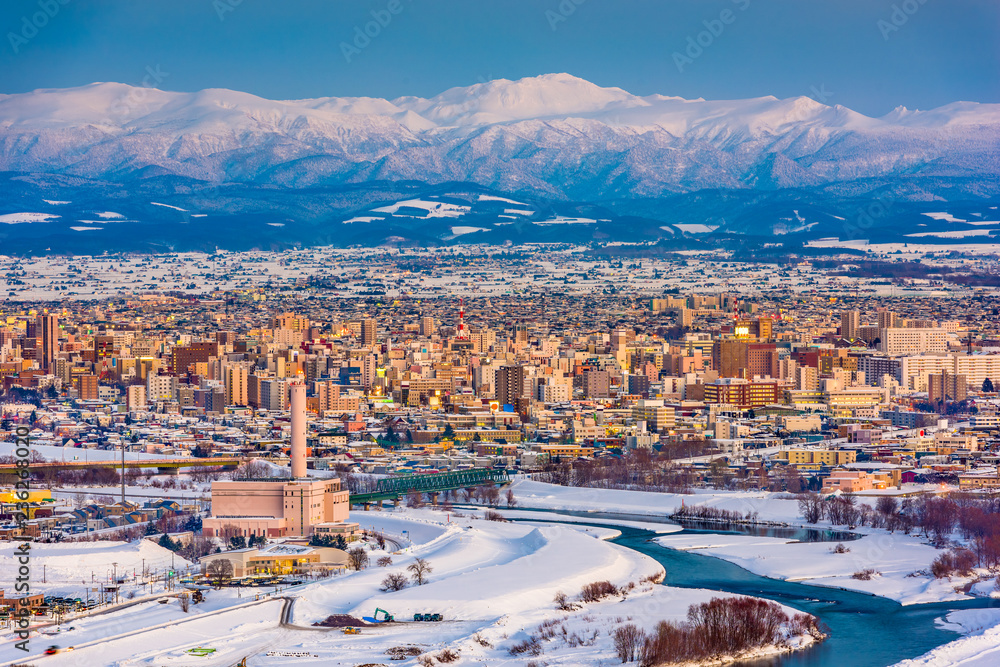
xmin=513 ymin=508 xmax=1000 ymax=667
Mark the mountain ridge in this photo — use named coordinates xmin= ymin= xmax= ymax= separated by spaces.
xmin=1 ymin=74 xmax=997 ymax=200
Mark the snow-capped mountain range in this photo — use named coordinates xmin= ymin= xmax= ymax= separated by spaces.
xmin=1 ymin=73 xmax=997 ymax=199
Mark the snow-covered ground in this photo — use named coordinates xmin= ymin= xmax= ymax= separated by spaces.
xmin=0 ymin=440 xmax=178 ymax=462
xmin=2 ymin=507 xmax=818 ymax=666
xmin=654 ymin=532 xmax=963 ymax=605
xmin=510 ymin=477 xmax=803 ymax=522
xmin=894 ymin=610 xmax=1000 ymax=666
xmin=511 ymin=479 xmax=989 ymax=606
xmin=0 ymin=540 xmax=191 ymax=598
xmin=0 ymin=212 xmax=59 ymax=224
xmin=480 ymin=507 xmax=684 ymax=534
xmin=372 ymin=199 xmax=471 ymax=218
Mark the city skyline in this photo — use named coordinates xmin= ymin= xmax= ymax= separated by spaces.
xmin=3 ymin=2 xmax=1000 ymax=665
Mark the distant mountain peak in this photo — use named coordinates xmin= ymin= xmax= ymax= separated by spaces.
xmin=0 ymin=74 xmax=996 ymax=200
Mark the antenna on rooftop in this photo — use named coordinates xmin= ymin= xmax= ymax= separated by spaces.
xmin=457 ymin=297 xmax=468 ymax=339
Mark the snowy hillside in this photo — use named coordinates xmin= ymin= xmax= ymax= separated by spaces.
xmin=1 ymin=73 xmax=997 ymax=199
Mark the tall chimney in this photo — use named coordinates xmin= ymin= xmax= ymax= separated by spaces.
xmin=290 ymin=383 xmax=307 ymax=478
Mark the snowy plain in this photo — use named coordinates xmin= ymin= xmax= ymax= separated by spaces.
xmin=2 ymin=505 xmax=819 ymax=666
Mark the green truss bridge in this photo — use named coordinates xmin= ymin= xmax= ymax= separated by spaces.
xmin=349 ymin=467 xmax=512 ymax=506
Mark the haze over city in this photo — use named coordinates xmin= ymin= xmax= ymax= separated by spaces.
xmin=1 ymin=2 xmax=1000 ymax=667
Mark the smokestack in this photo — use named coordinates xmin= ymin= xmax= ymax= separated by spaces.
xmin=290 ymin=383 xmax=307 ymax=478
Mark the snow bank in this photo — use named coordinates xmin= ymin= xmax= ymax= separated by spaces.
xmin=895 ymin=613 xmax=1000 ymax=666
xmin=0 ymin=212 xmax=59 ymax=224
xmin=478 ymin=506 xmax=683 ymax=533
xmin=511 ymin=478 xmax=803 ymax=523
xmin=655 ymin=532 xmax=965 ymax=605
xmin=296 ymin=509 xmax=664 ymax=626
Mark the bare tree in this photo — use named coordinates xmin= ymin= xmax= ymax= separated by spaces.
xmin=377 ymin=555 xmax=393 ymax=567
xmin=613 ymin=624 xmax=644 ymax=663
xmin=218 ymin=523 xmax=242 ymax=543
xmin=206 ymin=559 xmax=233 ymax=588
xmin=407 ymin=557 xmax=432 ymax=585
xmin=406 ymin=489 xmax=424 ymax=508
xmin=347 ymin=546 xmax=369 ymax=570
xmin=876 ymin=496 xmax=899 ymax=517
xmin=380 ymin=572 xmax=408 ymax=591
xmin=797 ymin=493 xmax=824 ymax=524
xmin=230 ymin=458 xmax=272 ymax=480
xmin=505 ymin=488 xmax=517 ymax=508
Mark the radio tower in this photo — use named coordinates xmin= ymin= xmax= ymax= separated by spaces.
xmin=457 ymin=297 xmax=468 ymax=339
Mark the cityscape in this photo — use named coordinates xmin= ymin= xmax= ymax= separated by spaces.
xmin=2 ymin=2 xmax=1000 ymax=667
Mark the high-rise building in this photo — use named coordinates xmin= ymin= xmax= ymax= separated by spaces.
xmin=470 ymin=327 xmax=496 ymax=354
xmin=260 ymin=379 xmax=288 ymax=411
xmin=126 ymin=385 xmax=147 ymax=411
xmin=735 ymin=318 xmax=773 ymax=341
xmin=840 ymin=310 xmax=860 ymax=340
xmin=713 ymin=339 xmax=748 ymax=378
xmin=704 ymin=377 xmax=781 ymax=408
xmin=879 ymin=328 xmax=947 ymax=356
xmin=147 ymin=374 xmax=178 ymax=402
xmin=360 ymin=354 xmax=377 ymax=388
xmin=929 ymin=372 xmax=967 ymax=404
xmin=877 ymin=309 xmax=898 ymax=330
xmin=631 ymin=399 xmax=676 ymax=432
xmin=224 ymin=365 xmax=249 ymax=406
xmin=75 ymin=374 xmax=99 ymax=401
xmin=270 ymin=312 xmax=310 ymax=332
xmin=610 ymin=329 xmax=629 ymax=350
xmin=858 ymin=356 xmax=902 ymax=385
xmin=55 ymin=358 xmax=72 ymax=385
xmin=747 ymin=342 xmax=778 ymax=378
xmin=497 ymin=365 xmax=525 ymax=407
xmin=420 ymin=316 xmax=435 ymax=337
xmin=171 ymin=341 xmax=218 ymax=374
xmin=361 ymin=319 xmax=377 ymax=347
xmin=627 ymin=373 xmax=651 ymax=396
xmin=36 ymin=314 xmax=57 ymax=373
xmin=584 ymin=369 xmax=611 ymax=398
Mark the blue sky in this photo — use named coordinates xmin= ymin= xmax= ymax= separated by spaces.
xmin=0 ymin=0 xmax=996 ymax=116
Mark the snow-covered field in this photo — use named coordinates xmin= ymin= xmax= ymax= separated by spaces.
xmin=510 ymin=477 xmax=803 ymax=522
xmin=511 ymin=480 xmax=1000 ymax=666
xmin=482 ymin=507 xmax=684 ymax=534
xmin=0 ymin=440 xmax=177 ymax=462
xmin=0 ymin=540 xmax=191 ymax=598
xmin=511 ymin=479 xmax=988 ymax=605
xmin=2 ymin=506 xmax=818 ymax=666
xmin=0 ymin=212 xmax=59 ymax=224
xmin=654 ymin=532 xmax=962 ymax=605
